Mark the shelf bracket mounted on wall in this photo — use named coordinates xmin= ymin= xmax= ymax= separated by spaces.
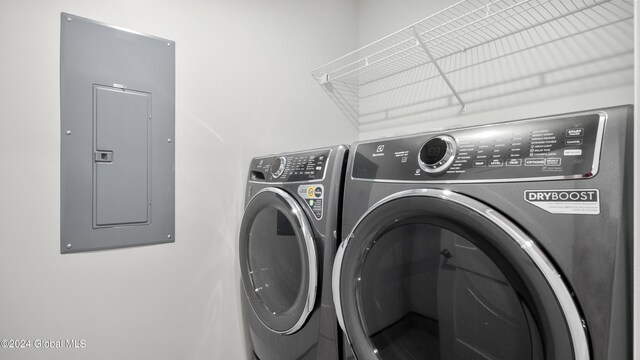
xmin=412 ymin=27 xmax=467 ymax=114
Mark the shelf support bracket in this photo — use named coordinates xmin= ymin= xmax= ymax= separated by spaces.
xmin=319 ymin=73 xmax=331 ymax=86
xmin=412 ymin=27 xmax=466 ymax=113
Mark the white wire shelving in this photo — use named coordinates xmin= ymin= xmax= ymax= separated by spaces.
xmin=312 ymin=0 xmax=634 ymax=130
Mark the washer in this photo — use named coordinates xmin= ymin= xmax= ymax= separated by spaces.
xmin=334 ymin=106 xmax=633 ymax=360
xmin=240 ymin=145 xmax=348 ymax=360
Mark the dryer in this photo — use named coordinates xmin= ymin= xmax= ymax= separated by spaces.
xmin=240 ymin=145 xmax=347 ymax=360
xmin=333 ymin=106 xmax=633 ymax=360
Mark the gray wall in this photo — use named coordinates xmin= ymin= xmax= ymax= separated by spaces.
xmin=0 ymin=1 xmax=358 ymax=359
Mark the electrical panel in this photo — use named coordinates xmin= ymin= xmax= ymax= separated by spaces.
xmin=60 ymin=13 xmax=175 ymax=253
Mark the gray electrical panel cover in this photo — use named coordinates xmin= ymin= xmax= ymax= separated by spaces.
xmin=60 ymin=13 xmax=175 ymax=253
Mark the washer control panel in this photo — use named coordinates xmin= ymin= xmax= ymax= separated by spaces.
xmin=249 ymin=149 xmax=330 ymax=182
xmin=352 ymin=113 xmax=605 ymax=181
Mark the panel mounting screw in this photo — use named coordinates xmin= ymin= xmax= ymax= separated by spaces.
xmin=167 ymin=138 xmax=172 ymax=143
xmin=66 ymin=243 xmax=72 ymax=249
xmin=167 ymin=234 xmax=173 ymax=239
xmin=66 ymin=17 xmax=72 ymax=22
xmin=65 ymin=130 xmax=71 ymax=135
xmin=167 ymin=42 xmax=171 ymax=47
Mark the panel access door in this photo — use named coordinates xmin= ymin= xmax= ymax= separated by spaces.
xmin=93 ymin=85 xmax=151 ymax=227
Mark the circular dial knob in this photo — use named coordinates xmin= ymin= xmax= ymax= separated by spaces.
xmin=270 ymin=156 xmax=287 ymax=178
xmin=418 ymin=135 xmax=457 ymax=174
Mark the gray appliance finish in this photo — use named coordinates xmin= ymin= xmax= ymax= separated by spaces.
xmin=60 ymin=13 xmax=175 ymax=253
xmin=239 ymin=146 xmax=348 ymax=360
xmin=334 ymin=106 xmax=633 ymax=360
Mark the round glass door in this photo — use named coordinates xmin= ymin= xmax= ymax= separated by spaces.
xmin=247 ymin=206 xmax=303 ymax=315
xmin=334 ymin=189 xmax=589 ymax=360
xmin=240 ymin=187 xmax=317 ymax=335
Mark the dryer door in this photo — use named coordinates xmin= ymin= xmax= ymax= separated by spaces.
xmin=240 ymin=187 xmax=317 ymax=335
xmin=334 ymin=189 xmax=589 ymax=360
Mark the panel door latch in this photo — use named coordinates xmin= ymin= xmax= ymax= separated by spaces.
xmin=94 ymin=151 xmax=113 ymax=163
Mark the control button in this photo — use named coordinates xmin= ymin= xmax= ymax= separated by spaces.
xmin=314 ymin=187 xmax=323 ymax=197
xmin=565 ymin=139 xmax=583 ymax=145
xmin=525 ymin=158 xmax=546 ymax=166
xmin=473 ymin=160 xmax=487 ymax=167
xmin=545 ymin=158 xmax=562 ymax=166
xmin=476 ymin=155 xmax=487 ymax=159
xmin=270 ymin=156 xmax=287 ymax=178
xmin=565 ymin=128 xmax=584 ymax=137
xmin=506 ymin=159 xmax=522 ymax=166
xmin=418 ymin=135 xmax=457 ymax=174
xmin=489 ymin=159 xmax=504 ymax=167
xmin=564 ymin=149 xmax=582 ymax=156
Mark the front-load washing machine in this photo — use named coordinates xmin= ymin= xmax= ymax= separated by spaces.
xmin=240 ymin=145 xmax=348 ymax=360
xmin=333 ymin=106 xmax=632 ymax=360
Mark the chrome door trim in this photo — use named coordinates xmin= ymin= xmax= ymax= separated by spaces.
xmin=333 ymin=188 xmax=590 ymax=360
xmin=245 ymin=187 xmax=318 ymax=335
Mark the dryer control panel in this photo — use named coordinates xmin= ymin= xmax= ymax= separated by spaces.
xmin=353 ymin=112 xmax=605 ymax=182
xmin=249 ymin=149 xmax=331 ymax=183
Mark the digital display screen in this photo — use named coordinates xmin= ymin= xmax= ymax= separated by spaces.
xmin=427 ymin=146 xmax=442 ymax=157
xmin=270 ymin=157 xmax=283 ymax=174
xmin=421 ymin=138 xmax=447 ymax=165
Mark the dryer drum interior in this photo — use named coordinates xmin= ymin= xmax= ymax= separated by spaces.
xmin=335 ymin=189 xmax=589 ymax=360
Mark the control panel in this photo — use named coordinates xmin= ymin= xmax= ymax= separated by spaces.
xmin=249 ymin=149 xmax=331 ymax=183
xmin=352 ymin=113 xmax=605 ymax=182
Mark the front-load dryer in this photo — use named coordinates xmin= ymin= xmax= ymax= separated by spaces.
xmin=334 ymin=106 xmax=632 ymax=360
xmin=240 ymin=145 xmax=347 ymax=360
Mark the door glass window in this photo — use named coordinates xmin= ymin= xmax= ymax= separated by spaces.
xmin=359 ymin=223 xmax=543 ymax=360
xmin=248 ymin=207 xmax=302 ymax=315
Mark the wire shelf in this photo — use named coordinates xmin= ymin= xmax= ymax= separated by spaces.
xmin=312 ymin=0 xmax=634 ymax=130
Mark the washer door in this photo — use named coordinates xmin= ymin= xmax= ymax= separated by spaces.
xmin=240 ymin=187 xmax=317 ymax=335
xmin=334 ymin=189 xmax=589 ymax=360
